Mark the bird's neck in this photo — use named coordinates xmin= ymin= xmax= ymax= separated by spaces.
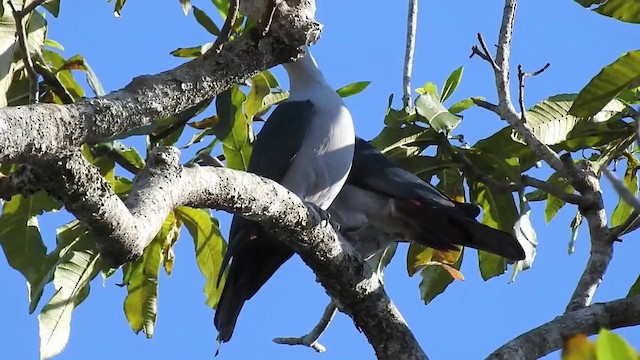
xmin=284 ymin=52 xmax=331 ymax=101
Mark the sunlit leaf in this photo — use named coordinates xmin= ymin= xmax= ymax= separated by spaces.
xmin=216 ymin=86 xmax=252 ymax=170
xmin=545 ymin=174 xmax=574 ymax=223
xmin=175 ymin=207 xmax=226 ymax=308
xmin=611 ymin=159 xmax=639 ymax=227
xmin=514 ymin=95 xmax=626 ymax=146
xmin=415 ymin=82 xmax=437 ymax=97
xmin=570 ymin=51 xmax=640 ymax=117
xmin=448 ymin=98 xmax=476 ymax=114
xmin=244 ymin=72 xmax=271 ymax=121
xmin=562 ymin=333 xmax=595 ymax=360
xmin=574 ymin=0 xmax=640 ymax=24
xmin=38 ymin=235 xmax=102 ymax=360
xmin=440 ymin=66 xmax=463 ymax=102
xmin=595 ymin=328 xmax=638 ymax=360
xmin=336 ymin=81 xmax=371 ymax=98
xmin=415 ymin=92 xmax=462 ymax=133
xmin=180 ymin=0 xmax=192 ymax=15
xmin=419 ymin=249 xmax=464 ymax=304
xmin=406 ymin=244 xmax=433 ymax=276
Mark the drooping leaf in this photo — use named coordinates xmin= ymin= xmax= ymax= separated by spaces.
xmin=513 ymin=95 xmax=626 ymax=146
xmin=570 ymin=50 xmax=640 ymax=117
xmin=419 ymin=249 xmax=464 ymax=304
xmin=415 ymin=92 xmax=462 ymax=133
xmin=544 ymin=174 xmax=575 ymax=223
xmin=574 ymin=0 xmax=640 ymax=24
xmin=123 ymin=229 xmax=164 ymax=337
xmin=216 ymin=86 xmax=252 ymax=170
xmin=407 ymin=244 xmax=434 ymax=276
xmin=60 ymin=55 xmax=105 ymax=96
xmin=372 ymin=243 xmax=397 ymax=281
xmin=42 ymin=0 xmax=61 ymax=17
xmin=193 ymin=6 xmax=220 ymax=35
xmin=611 ymin=159 xmax=639 ymax=227
xmin=440 ymin=66 xmax=464 ymax=102
xmin=336 ymin=81 xmax=371 ymax=98
xmin=569 ymin=211 xmax=583 ymax=255
xmin=0 ymin=192 xmax=61 ymax=309
xmin=562 ymin=333 xmax=595 ymax=360
xmin=510 ymin=192 xmax=538 ymax=282
xmin=110 ymin=0 xmax=127 ymax=17
xmin=38 ymin=235 xmax=102 ymax=360
xmin=244 ymin=72 xmax=271 ymax=121
xmin=595 ymin=328 xmax=638 ymax=360
xmin=175 ymin=207 xmax=226 ymax=308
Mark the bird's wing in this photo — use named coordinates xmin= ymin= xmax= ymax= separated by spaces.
xmin=215 ymin=101 xmax=316 ymax=343
xmin=349 ymin=138 xmax=479 ymax=218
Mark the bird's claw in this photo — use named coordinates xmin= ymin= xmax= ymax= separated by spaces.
xmin=304 ymin=202 xmax=330 ymax=228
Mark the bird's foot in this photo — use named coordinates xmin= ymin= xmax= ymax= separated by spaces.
xmin=304 ymin=202 xmax=331 ymax=228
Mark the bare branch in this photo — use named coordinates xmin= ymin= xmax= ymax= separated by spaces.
xmin=273 ymin=301 xmax=338 ymax=353
xmin=487 ymin=296 xmax=640 ymax=360
xmin=0 ymin=0 xmax=320 ymax=163
xmin=469 ymin=33 xmax=498 ymax=70
xmin=402 ymin=0 xmax=418 ymax=110
xmin=602 ymin=167 xmax=640 ymax=213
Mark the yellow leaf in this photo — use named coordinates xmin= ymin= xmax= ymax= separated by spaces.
xmin=406 ymin=244 xmax=433 ymax=276
xmin=562 ymin=334 xmax=595 ymax=360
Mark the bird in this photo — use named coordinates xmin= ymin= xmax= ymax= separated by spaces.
xmin=214 ymin=48 xmax=356 ymax=344
xmin=329 ymin=137 xmax=526 ymax=261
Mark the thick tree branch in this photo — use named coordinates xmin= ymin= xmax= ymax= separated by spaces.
xmin=486 ymin=296 xmax=640 ymax=360
xmin=6 ymin=146 xmax=428 ymax=360
xmin=0 ymin=0 xmax=320 ymax=163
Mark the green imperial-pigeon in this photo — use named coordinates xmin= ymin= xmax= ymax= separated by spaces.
xmin=214 ymin=49 xmax=356 ymax=344
xmin=329 ymin=138 xmax=526 ymax=261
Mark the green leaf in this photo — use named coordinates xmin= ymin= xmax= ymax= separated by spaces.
xmin=216 ymin=86 xmax=252 ymax=170
xmin=595 ymin=328 xmax=638 ymax=360
xmin=448 ymin=98 xmax=476 ymax=114
xmin=628 ymin=275 xmax=640 ymax=297
xmin=38 ymin=235 xmax=102 ymax=360
xmin=193 ymin=6 xmax=220 ymax=35
xmin=440 ymin=66 xmax=464 ymax=102
xmin=60 ymin=54 xmax=105 ymax=96
xmin=0 ymin=3 xmax=21 ymax=107
xmin=611 ymin=160 xmax=639 ymax=227
xmin=415 ymin=82 xmax=438 ymax=97
xmin=467 ymin=156 xmax=520 ymax=280
xmin=570 ymin=50 xmax=640 ymax=118
xmin=415 ymin=92 xmax=462 ymax=133
xmin=256 ymin=91 xmax=289 ymax=116
xmin=175 ymin=207 xmax=226 ymax=308
xmin=569 ymin=211 xmax=583 ymax=255
xmin=244 ymin=72 xmax=271 ymax=121
xmin=370 ymin=123 xmax=437 ymax=157
xmin=574 ymin=0 xmax=640 ymax=24
xmin=336 ymin=81 xmax=371 ymax=98
xmin=514 ymin=94 xmax=626 ymax=146
xmin=371 ymin=242 xmax=397 ymax=280
xmin=0 ymin=192 xmax=61 ymax=309
xmin=44 ymin=38 xmax=64 ymax=51
xmin=406 ymin=244 xmax=434 ymax=276
xmin=544 ymin=173 xmax=574 ymax=223
xmin=42 ymin=0 xmax=61 ymax=17
xmin=170 ymin=43 xmax=213 ymax=58
xmin=394 ymin=155 xmax=452 ymax=180
xmin=211 ymin=0 xmax=230 ymax=19
xmin=419 ymin=249 xmax=464 ymax=304
xmin=123 ymin=227 xmax=164 ymax=337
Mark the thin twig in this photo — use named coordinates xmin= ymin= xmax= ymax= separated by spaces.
xmin=258 ymin=0 xmax=278 ymax=37
xmin=469 ymin=33 xmax=498 ymax=69
xmin=273 ymin=301 xmax=338 ymax=353
xmin=20 ymin=0 xmax=47 ymax=16
xmin=602 ymin=167 xmax=640 ymax=212
xmin=402 ymin=0 xmax=418 ymax=110
xmin=212 ymin=0 xmax=240 ymax=53
xmin=9 ymin=0 xmax=40 ymax=104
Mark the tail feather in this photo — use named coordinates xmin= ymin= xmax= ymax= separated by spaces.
xmin=214 ymin=231 xmax=294 ymax=343
xmin=396 ymin=199 xmax=525 ymax=261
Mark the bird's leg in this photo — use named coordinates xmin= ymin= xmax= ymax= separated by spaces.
xmin=272 ymin=301 xmax=338 ymax=353
xmin=304 ymin=201 xmax=331 ymax=227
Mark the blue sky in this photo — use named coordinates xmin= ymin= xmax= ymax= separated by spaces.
xmin=1 ymin=1 xmax=639 ymax=359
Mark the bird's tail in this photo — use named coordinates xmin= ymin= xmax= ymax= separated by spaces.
xmin=396 ymin=199 xmax=525 ymax=261
xmin=214 ymin=231 xmax=294 ymax=343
